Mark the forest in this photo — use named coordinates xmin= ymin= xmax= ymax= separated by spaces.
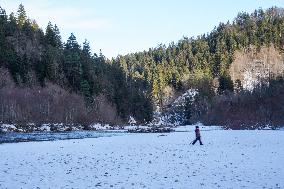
xmin=0 ymin=4 xmax=284 ymax=127
xmin=0 ymin=4 xmax=152 ymax=125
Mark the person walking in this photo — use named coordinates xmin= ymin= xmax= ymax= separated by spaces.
xmin=192 ymin=126 xmax=203 ymax=145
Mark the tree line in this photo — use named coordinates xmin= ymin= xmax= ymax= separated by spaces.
xmin=1 ymin=4 xmax=284 ymax=127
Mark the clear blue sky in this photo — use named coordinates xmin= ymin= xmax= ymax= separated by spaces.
xmin=1 ymin=0 xmax=284 ymax=58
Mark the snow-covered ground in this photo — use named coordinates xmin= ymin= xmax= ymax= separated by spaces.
xmin=0 ymin=127 xmax=283 ymax=189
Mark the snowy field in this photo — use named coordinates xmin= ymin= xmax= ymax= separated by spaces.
xmin=0 ymin=127 xmax=283 ymax=189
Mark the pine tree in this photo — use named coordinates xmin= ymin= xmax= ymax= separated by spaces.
xmin=82 ymin=39 xmax=91 ymax=57
xmin=218 ymin=74 xmax=234 ymax=94
xmin=0 ymin=7 xmax=7 ymax=62
xmin=45 ymin=22 xmax=55 ymax=46
xmin=65 ymin=33 xmax=79 ymax=49
xmin=31 ymin=19 xmax=39 ymax=30
xmin=45 ymin=22 xmax=62 ymax=48
xmin=80 ymin=80 xmax=91 ymax=99
xmin=16 ymin=4 xmax=27 ymax=27
xmin=64 ymin=33 xmax=82 ymax=90
xmin=0 ymin=6 xmax=7 ymax=23
xmin=53 ymin=25 xmax=62 ymax=48
xmin=184 ymin=96 xmax=193 ymax=124
xmin=6 ymin=13 xmax=17 ymax=35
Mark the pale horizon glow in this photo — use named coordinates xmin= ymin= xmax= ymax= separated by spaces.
xmin=1 ymin=0 xmax=284 ymax=58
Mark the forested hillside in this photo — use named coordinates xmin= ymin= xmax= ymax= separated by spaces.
xmin=0 ymin=4 xmax=152 ymax=125
xmin=113 ymin=7 xmax=284 ymax=105
xmin=1 ymin=4 xmax=284 ymax=128
xmin=112 ymin=7 xmax=284 ymax=127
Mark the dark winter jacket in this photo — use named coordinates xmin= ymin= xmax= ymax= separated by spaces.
xmin=195 ymin=128 xmax=201 ymax=138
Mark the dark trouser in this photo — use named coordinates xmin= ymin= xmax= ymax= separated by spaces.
xmin=192 ymin=136 xmax=203 ymax=145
